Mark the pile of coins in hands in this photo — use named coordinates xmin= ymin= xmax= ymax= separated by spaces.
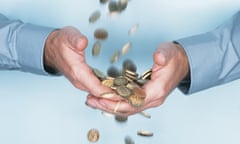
xmin=92 ymin=59 xmax=152 ymax=108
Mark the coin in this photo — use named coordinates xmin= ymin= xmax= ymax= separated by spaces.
xmin=107 ymin=66 xmax=121 ymax=78
xmin=92 ymin=68 xmax=106 ymax=80
xmin=121 ymin=42 xmax=131 ymax=55
xmin=128 ymin=95 xmax=144 ymax=107
xmin=139 ymin=111 xmax=151 ymax=119
xmin=140 ymin=69 xmax=152 ymax=80
xmin=137 ymin=130 xmax=153 ymax=137
xmin=122 ymin=59 xmax=137 ymax=72
xmin=108 ymin=1 xmax=119 ymax=12
xmin=110 ymin=51 xmax=121 ymax=64
xmin=100 ymin=0 xmax=109 ymax=4
xmin=94 ymin=28 xmax=108 ymax=40
xmin=128 ymin=24 xmax=139 ymax=36
xmin=124 ymin=136 xmax=135 ymax=144
xmin=89 ymin=10 xmax=101 ymax=23
xmin=115 ymin=114 xmax=128 ymax=123
xmin=92 ymin=41 xmax=101 ymax=56
xmin=118 ymin=0 xmax=128 ymax=11
xmin=136 ymin=79 xmax=148 ymax=86
xmin=87 ymin=129 xmax=100 ymax=142
xmin=114 ymin=76 xmax=128 ymax=86
xmin=116 ymin=85 xmax=132 ymax=98
xmin=101 ymin=79 xmax=114 ymax=87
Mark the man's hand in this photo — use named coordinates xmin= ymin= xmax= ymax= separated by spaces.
xmin=44 ymin=26 xmax=120 ymax=98
xmin=86 ymin=42 xmax=190 ymax=116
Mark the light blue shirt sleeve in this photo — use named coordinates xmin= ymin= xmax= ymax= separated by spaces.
xmin=0 ymin=13 xmax=55 ymax=75
xmin=177 ymin=11 xmax=240 ymax=94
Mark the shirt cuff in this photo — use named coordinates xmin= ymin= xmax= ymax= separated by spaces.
xmin=16 ymin=23 xmax=55 ymax=75
xmin=176 ymin=32 xmax=220 ymax=94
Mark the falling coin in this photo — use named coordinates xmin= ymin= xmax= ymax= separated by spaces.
xmin=115 ymin=114 xmax=128 ymax=123
xmin=107 ymin=66 xmax=121 ymax=78
xmin=100 ymin=0 xmax=109 ymax=4
xmin=124 ymin=136 xmax=135 ymax=144
xmin=121 ymin=42 xmax=132 ymax=55
xmin=108 ymin=1 xmax=120 ymax=12
xmin=89 ymin=10 xmax=101 ymax=23
xmin=122 ymin=59 xmax=137 ymax=72
xmin=110 ymin=51 xmax=121 ymax=64
xmin=128 ymin=24 xmax=139 ymax=36
xmin=139 ymin=111 xmax=151 ymax=119
xmin=94 ymin=28 xmax=108 ymax=40
xmin=118 ymin=0 xmax=128 ymax=11
xmin=137 ymin=130 xmax=153 ymax=137
xmin=92 ymin=41 xmax=101 ymax=56
xmin=87 ymin=129 xmax=100 ymax=142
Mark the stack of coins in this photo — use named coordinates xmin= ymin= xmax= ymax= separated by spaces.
xmin=92 ymin=59 xmax=152 ymax=108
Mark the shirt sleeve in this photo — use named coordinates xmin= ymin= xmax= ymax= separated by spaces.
xmin=0 ymin=13 xmax=55 ymax=75
xmin=176 ymin=11 xmax=240 ymax=94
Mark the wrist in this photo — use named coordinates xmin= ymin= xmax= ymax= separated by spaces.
xmin=43 ymin=29 xmax=61 ymax=75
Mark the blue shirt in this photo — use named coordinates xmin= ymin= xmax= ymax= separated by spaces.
xmin=178 ymin=11 xmax=240 ymax=94
xmin=0 ymin=13 xmax=54 ymax=75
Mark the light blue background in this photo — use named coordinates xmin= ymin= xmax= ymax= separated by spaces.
xmin=0 ymin=0 xmax=240 ymax=144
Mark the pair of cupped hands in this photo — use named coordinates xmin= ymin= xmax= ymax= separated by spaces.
xmin=44 ymin=27 xmax=189 ymax=116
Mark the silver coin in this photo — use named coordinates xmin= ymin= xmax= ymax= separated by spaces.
xmin=122 ymin=59 xmax=137 ymax=72
xmin=115 ymin=114 xmax=128 ymax=123
xmin=139 ymin=111 xmax=151 ymax=119
xmin=116 ymin=86 xmax=132 ymax=98
xmin=89 ymin=10 xmax=101 ymax=23
xmin=108 ymin=1 xmax=119 ymax=12
xmin=114 ymin=76 xmax=128 ymax=86
xmin=92 ymin=41 xmax=101 ymax=56
xmin=118 ymin=0 xmax=128 ymax=11
xmin=107 ymin=66 xmax=121 ymax=78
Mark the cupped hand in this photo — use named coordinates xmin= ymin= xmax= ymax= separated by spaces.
xmin=86 ymin=42 xmax=189 ymax=116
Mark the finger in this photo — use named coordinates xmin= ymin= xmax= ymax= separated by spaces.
xmin=87 ymin=95 xmax=135 ymax=114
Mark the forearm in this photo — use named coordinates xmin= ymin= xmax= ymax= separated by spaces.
xmin=0 ymin=13 xmax=54 ymax=75
xmin=177 ymin=11 xmax=240 ymax=94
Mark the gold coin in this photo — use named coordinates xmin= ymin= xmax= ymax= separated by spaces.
xmin=89 ymin=10 xmax=101 ymax=23
xmin=116 ymin=86 xmax=132 ymax=98
xmin=94 ymin=28 xmax=108 ymax=40
xmin=102 ymin=79 xmax=114 ymax=87
xmin=137 ymin=130 xmax=153 ymax=137
xmin=92 ymin=41 xmax=101 ymax=56
xmin=128 ymin=95 xmax=144 ymax=107
xmin=87 ymin=129 xmax=100 ymax=142
xmin=121 ymin=42 xmax=131 ymax=55
xmin=114 ymin=76 xmax=128 ymax=86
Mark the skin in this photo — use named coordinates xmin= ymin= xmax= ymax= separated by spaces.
xmin=86 ymin=42 xmax=190 ymax=116
xmin=44 ymin=26 xmax=122 ymax=100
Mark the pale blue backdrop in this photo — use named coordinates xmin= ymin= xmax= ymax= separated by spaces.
xmin=0 ymin=0 xmax=240 ymax=144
